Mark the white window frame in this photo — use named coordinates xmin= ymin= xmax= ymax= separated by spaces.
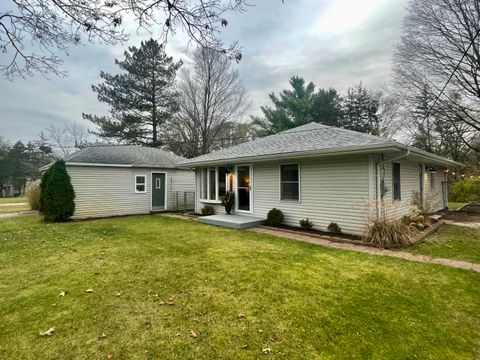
xmin=135 ymin=174 xmax=147 ymax=193
xmin=200 ymin=167 xmax=222 ymax=203
xmin=279 ymin=163 xmax=301 ymax=202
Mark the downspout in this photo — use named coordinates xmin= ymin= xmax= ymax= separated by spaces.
xmin=375 ymin=148 xmax=411 ymax=218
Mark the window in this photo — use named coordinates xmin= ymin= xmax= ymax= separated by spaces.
xmin=135 ymin=175 xmax=146 ymax=193
xmin=392 ymin=163 xmax=401 ymax=201
xmin=280 ymin=164 xmax=299 ymax=201
xmin=209 ymin=168 xmax=216 ymax=200
xmin=200 ymin=166 xmax=229 ymax=201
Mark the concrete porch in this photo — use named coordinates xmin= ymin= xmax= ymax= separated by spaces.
xmin=199 ymin=213 xmax=266 ymax=229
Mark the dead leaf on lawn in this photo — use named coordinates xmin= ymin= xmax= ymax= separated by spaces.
xmin=158 ymin=300 xmax=165 ymax=305
xmin=241 ymin=344 xmax=248 ymax=349
xmin=107 ymin=353 xmax=113 ymax=359
xmin=116 ymin=292 xmax=122 ymax=297
xmin=98 ymin=333 xmax=107 ymax=340
xmin=175 ymin=332 xmax=181 ymax=337
xmin=258 ymin=329 xmax=264 ymax=333
xmin=39 ymin=327 xmax=55 ymax=337
xmin=262 ymin=347 xmax=272 ymax=354
xmin=270 ymin=335 xmax=278 ymax=342
xmin=167 ymin=297 xmax=175 ymax=305
xmin=189 ymin=330 xmax=197 ymax=338
xmin=238 ymin=313 xmax=246 ymax=319
xmin=86 ymin=288 xmax=94 ymax=293
xmin=58 ymin=291 xmax=67 ymax=297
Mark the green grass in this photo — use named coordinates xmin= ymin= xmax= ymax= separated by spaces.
xmin=0 ymin=196 xmax=27 ymax=204
xmin=448 ymin=202 xmax=468 ymax=210
xmin=0 ymin=204 xmax=30 ymax=213
xmin=408 ymin=225 xmax=480 ymax=264
xmin=0 ymin=215 xmax=479 ymax=359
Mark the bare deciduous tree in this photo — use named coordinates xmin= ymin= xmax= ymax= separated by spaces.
xmin=0 ymin=0 xmax=247 ymax=79
xmin=165 ymin=47 xmax=249 ymax=158
xmin=46 ymin=121 xmax=91 ymax=156
xmin=393 ymin=0 xmax=480 ymax=150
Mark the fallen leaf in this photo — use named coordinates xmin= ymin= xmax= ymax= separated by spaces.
xmin=39 ymin=327 xmax=55 ymax=337
xmin=190 ymin=330 xmax=197 ymax=338
xmin=241 ymin=344 xmax=248 ymax=349
xmin=58 ymin=291 xmax=67 ymax=297
xmin=107 ymin=353 xmax=113 ymax=359
xmin=262 ymin=347 xmax=272 ymax=354
xmin=86 ymin=288 xmax=94 ymax=293
xmin=258 ymin=329 xmax=264 ymax=333
xmin=270 ymin=335 xmax=278 ymax=342
xmin=238 ymin=313 xmax=246 ymax=319
xmin=116 ymin=292 xmax=122 ymax=297
xmin=175 ymin=332 xmax=181 ymax=337
xmin=98 ymin=333 xmax=107 ymax=340
xmin=167 ymin=297 xmax=175 ymax=305
xmin=158 ymin=300 xmax=165 ymax=305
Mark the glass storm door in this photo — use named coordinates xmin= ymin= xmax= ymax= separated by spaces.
xmin=236 ymin=165 xmax=251 ymax=212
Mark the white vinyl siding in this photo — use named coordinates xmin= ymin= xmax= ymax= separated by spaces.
xmin=67 ymin=166 xmax=194 ymax=218
xmin=253 ymin=155 xmax=370 ymax=235
xmin=380 ymin=159 xmax=446 ymax=217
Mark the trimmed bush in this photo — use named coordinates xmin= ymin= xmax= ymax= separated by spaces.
xmin=450 ymin=180 xmax=480 ymax=203
xmin=327 ymin=222 xmax=342 ymax=234
xmin=201 ymin=205 xmax=215 ymax=216
xmin=299 ymin=218 xmax=313 ymax=230
xmin=26 ymin=182 xmax=41 ymax=210
xmin=42 ymin=160 xmax=75 ymax=222
xmin=221 ymin=191 xmax=235 ymax=214
xmin=267 ymin=208 xmax=284 ymax=227
xmin=39 ymin=165 xmax=54 ymax=213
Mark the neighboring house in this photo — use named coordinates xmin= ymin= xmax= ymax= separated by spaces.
xmin=42 ymin=145 xmax=195 ymax=219
xmin=182 ymin=123 xmax=462 ymax=235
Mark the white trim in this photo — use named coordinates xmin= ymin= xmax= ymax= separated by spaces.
xmin=235 ymin=163 xmax=253 ymax=214
xmin=150 ymin=171 xmax=168 ymax=210
xmin=279 ymin=162 xmax=301 ymax=203
xmin=134 ymin=174 xmax=147 ymax=193
xmin=392 ymin=161 xmax=401 ymax=202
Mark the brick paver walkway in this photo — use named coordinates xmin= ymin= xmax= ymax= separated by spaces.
xmin=249 ymin=227 xmax=480 ymax=273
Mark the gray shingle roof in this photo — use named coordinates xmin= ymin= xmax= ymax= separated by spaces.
xmin=64 ymin=144 xmax=187 ymax=168
xmin=182 ymin=122 xmax=398 ymax=165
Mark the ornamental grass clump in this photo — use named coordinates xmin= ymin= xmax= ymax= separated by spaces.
xmin=201 ymin=205 xmax=215 ymax=216
xmin=221 ymin=191 xmax=235 ymax=214
xmin=363 ymin=200 xmax=417 ymax=248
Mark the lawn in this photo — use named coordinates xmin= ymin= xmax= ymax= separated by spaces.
xmin=0 ymin=215 xmax=479 ymax=359
xmin=0 ymin=196 xmax=27 ymax=204
xmin=448 ymin=202 xmax=468 ymax=210
xmin=0 ymin=204 xmax=30 ymax=213
xmin=408 ymin=224 xmax=480 ymax=264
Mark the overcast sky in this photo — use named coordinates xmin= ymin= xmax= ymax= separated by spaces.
xmin=0 ymin=0 xmax=407 ymax=144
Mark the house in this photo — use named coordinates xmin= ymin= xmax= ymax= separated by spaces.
xmin=182 ymin=123 xmax=462 ymax=235
xmin=47 ymin=145 xmax=195 ymax=219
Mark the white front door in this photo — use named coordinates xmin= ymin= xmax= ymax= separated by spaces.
xmin=236 ymin=165 xmax=252 ymax=213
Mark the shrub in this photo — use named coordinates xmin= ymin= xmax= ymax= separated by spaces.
xmin=450 ymin=180 xmax=480 ymax=203
xmin=221 ymin=191 xmax=235 ymax=214
xmin=39 ymin=165 xmax=55 ymax=213
xmin=201 ymin=205 xmax=215 ymax=216
xmin=266 ymin=208 xmax=284 ymax=227
xmin=364 ymin=219 xmax=416 ymax=248
xmin=327 ymin=222 xmax=342 ymax=234
xmin=299 ymin=218 xmax=313 ymax=230
xmin=42 ymin=160 xmax=75 ymax=222
xmin=401 ymin=206 xmax=430 ymax=230
xmin=26 ymin=182 xmax=41 ymax=210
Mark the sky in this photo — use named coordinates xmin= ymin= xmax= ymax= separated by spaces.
xmin=0 ymin=0 xmax=407 ymax=144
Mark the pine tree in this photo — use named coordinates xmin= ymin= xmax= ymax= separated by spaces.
xmin=83 ymin=39 xmax=182 ymax=146
xmin=340 ymin=82 xmax=380 ymax=134
xmin=42 ymin=160 xmax=75 ymax=222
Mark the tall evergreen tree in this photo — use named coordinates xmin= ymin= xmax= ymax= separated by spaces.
xmin=83 ymin=39 xmax=182 ymax=146
xmin=252 ymin=76 xmax=343 ymax=135
xmin=340 ymin=82 xmax=380 ymax=134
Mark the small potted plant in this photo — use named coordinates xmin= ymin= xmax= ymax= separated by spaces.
xmin=221 ymin=191 xmax=235 ymax=214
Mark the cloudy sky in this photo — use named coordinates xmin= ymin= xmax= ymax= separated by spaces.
xmin=0 ymin=0 xmax=407 ymax=144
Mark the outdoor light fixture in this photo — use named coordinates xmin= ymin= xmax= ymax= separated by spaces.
xmin=427 ymin=166 xmax=437 ymax=173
